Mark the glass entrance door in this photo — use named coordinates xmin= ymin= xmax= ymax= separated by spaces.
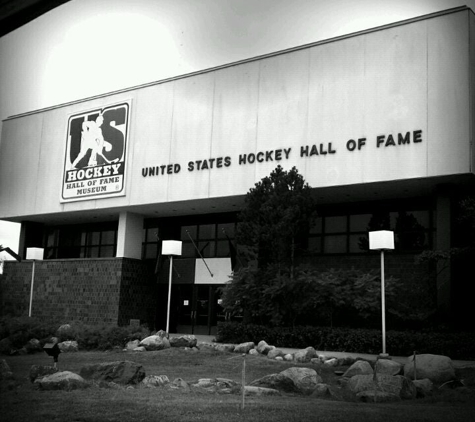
xmin=175 ymin=285 xmax=223 ymax=335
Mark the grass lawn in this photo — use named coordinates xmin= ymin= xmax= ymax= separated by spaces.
xmin=1 ymin=347 xmax=474 ymax=422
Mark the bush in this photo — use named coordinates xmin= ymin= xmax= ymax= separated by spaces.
xmin=0 ymin=316 xmax=151 ymax=352
xmin=216 ymin=321 xmax=475 ymax=360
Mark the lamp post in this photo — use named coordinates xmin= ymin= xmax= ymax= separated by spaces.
xmin=161 ymin=240 xmax=182 ymax=334
xmin=26 ymin=247 xmax=44 ymax=317
xmin=369 ymin=231 xmax=394 ymax=357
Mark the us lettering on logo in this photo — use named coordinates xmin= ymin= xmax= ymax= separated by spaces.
xmin=61 ymin=102 xmax=130 ymax=202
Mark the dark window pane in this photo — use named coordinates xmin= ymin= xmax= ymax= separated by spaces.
xmin=307 ymin=236 xmax=322 ymax=253
xmin=199 ymin=224 xmax=215 ymax=239
xmin=218 ymin=223 xmax=234 ymax=239
xmin=101 ymin=230 xmax=115 ymax=245
xmin=216 ymin=240 xmax=230 ymax=257
xmin=310 ymin=217 xmax=323 ymax=234
xmin=350 ymin=214 xmax=372 ymax=232
xmin=181 ymin=226 xmax=197 ymax=241
xmin=181 ymin=242 xmax=195 ymax=258
xmin=144 ymin=243 xmax=158 ymax=260
xmin=100 ymin=246 xmax=115 ymax=257
xmin=324 ymin=235 xmax=346 ymax=253
xmin=325 ymin=216 xmax=347 ymax=233
xmin=349 ymin=234 xmax=368 ymax=253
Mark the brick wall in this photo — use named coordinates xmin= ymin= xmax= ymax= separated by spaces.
xmin=0 ymin=258 xmax=158 ymax=326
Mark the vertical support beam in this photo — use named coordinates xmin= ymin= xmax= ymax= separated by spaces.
xmin=435 ymin=191 xmax=451 ymax=319
xmin=116 ymin=212 xmax=144 ymax=259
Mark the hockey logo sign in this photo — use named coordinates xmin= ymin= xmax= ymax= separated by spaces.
xmin=61 ymin=102 xmax=129 ymax=202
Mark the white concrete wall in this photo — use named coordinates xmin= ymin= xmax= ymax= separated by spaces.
xmin=0 ymin=10 xmax=473 ymax=220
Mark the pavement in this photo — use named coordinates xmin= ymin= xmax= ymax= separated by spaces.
xmin=186 ymin=334 xmax=475 ymax=369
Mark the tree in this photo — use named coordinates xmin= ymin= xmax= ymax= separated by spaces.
xmin=221 ymin=166 xmax=317 ymax=326
xmin=236 ymin=165 xmax=316 ymax=277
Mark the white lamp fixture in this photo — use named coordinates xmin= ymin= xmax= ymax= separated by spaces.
xmin=26 ymin=247 xmax=44 ymax=317
xmin=162 ymin=240 xmax=182 ymax=334
xmin=368 ymin=231 xmax=394 ymax=357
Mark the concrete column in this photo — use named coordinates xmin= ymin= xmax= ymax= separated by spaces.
xmin=435 ymin=191 xmax=451 ymax=318
xmin=116 ymin=212 xmax=144 ymax=259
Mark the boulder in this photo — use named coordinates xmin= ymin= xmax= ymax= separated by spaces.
xmin=169 ymin=377 xmax=190 ymax=391
xmin=249 ymin=373 xmax=300 ymax=393
xmin=169 ymin=335 xmax=197 ymax=348
xmin=214 ymin=344 xmax=235 ymax=353
xmin=141 ymin=375 xmax=169 ymax=388
xmin=139 ymin=335 xmax=171 ymax=351
xmin=56 ymin=324 xmax=73 ymax=338
xmin=25 ymin=338 xmax=42 ymax=353
xmin=280 ymin=367 xmax=322 ymax=395
xmin=244 ymin=386 xmax=281 ymax=396
xmin=234 ymin=342 xmax=255 ymax=354
xmin=311 ymin=383 xmax=330 ymax=398
xmin=293 ymin=347 xmax=317 ymax=363
xmin=249 ymin=349 xmax=259 ymax=356
xmin=375 ymin=358 xmax=402 ymax=376
xmin=342 ymin=360 xmax=373 ymax=378
xmin=413 ymin=378 xmax=434 ymax=397
xmin=256 ymin=340 xmax=273 ymax=355
xmin=80 ymin=361 xmax=145 ymax=385
xmin=133 ymin=346 xmax=147 ymax=352
xmin=0 ymin=359 xmax=14 ymax=380
xmin=34 ymin=371 xmax=88 ymax=391
xmin=58 ymin=340 xmax=78 ymax=352
xmin=404 ymin=354 xmax=455 ymax=384
xmin=267 ymin=348 xmax=285 ymax=360
xmin=29 ymin=365 xmax=58 ymax=382
xmin=347 ymin=374 xmax=416 ymax=399
xmin=125 ymin=340 xmax=140 ymax=350
xmin=323 ymin=358 xmax=339 ymax=367
xmin=284 ymin=354 xmax=294 ymax=362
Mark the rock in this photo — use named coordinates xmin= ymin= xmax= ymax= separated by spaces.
xmin=34 ymin=371 xmax=88 ymax=391
xmin=0 ymin=359 xmax=14 ymax=380
xmin=280 ymin=367 xmax=322 ymax=395
xmin=169 ymin=335 xmax=197 ymax=348
xmin=126 ymin=340 xmax=140 ymax=350
xmin=29 ymin=365 xmax=59 ymax=382
xmin=58 ymin=340 xmax=78 ymax=352
xmin=234 ymin=342 xmax=255 ymax=354
xmin=169 ymin=378 xmax=190 ymax=391
xmin=293 ymin=347 xmax=317 ymax=363
xmin=404 ymin=354 xmax=455 ymax=384
xmin=342 ymin=360 xmax=373 ymax=378
xmin=311 ymin=383 xmax=330 ymax=397
xmin=139 ymin=335 xmax=171 ymax=351
xmin=375 ymin=358 xmax=402 ymax=376
xmin=267 ymin=348 xmax=285 ymax=360
xmin=357 ymin=390 xmax=401 ymax=403
xmin=194 ymin=378 xmax=214 ymax=388
xmin=275 ymin=356 xmax=283 ymax=361
xmin=56 ymin=324 xmax=73 ymax=338
xmin=256 ymin=340 xmax=273 ymax=355
xmin=413 ymin=378 xmax=433 ymax=397
xmin=216 ymin=378 xmax=238 ymax=389
xmin=80 ymin=361 xmax=145 ymax=385
xmin=249 ymin=349 xmax=259 ymax=356
xmin=133 ymin=346 xmax=147 ymax=352
xmin=142 ymin=375 xmax=169 ymax=388
xmin=244 ymin=386 xmax=281 ymax=396
xmin=155 ymin=330 xmax=168 ymax=338
xmin=25 ymin=338 xmax=42 ymax=353
xmin=250 ymin=373 xmax=300 ymax=393
xmin=339 ymin=356 xmax=357 ymax=366
xmin=323 ymin=358 xmax=339 ymax=367
xmin=347 ymin=374 xmax=416 ymax=399
xmin=214 ymin=344 xmax=235 ymax=353
xmin=284 ymin=354 xmax=294 ymax=361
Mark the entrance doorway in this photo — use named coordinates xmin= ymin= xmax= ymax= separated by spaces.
xmin=173 ymin=284 xmax=225 ymax=335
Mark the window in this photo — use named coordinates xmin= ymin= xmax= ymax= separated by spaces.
xmin=307 ymin=205 xmax=434 ymax=254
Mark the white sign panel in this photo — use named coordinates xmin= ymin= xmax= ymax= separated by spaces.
xmin=61 ymin=102 xmax=130 ymax=202
xmin=195 ymin=257 xmax=232 ymax=284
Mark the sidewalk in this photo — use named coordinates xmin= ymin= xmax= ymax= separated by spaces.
xmin=190 ymin=334 xmax=475 ymax=369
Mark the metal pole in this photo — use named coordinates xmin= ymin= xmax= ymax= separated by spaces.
xmin=166 ymin=255 xmax=173 ymax=334
xmin=29 ymin=260 xmax=35 ymax=317
xmin=381 ymin=250 xmax=386 ymax=355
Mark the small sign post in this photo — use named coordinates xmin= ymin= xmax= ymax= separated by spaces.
xmin=161 ymin=241 xmax=182 ymax=334
xmin=26 ymin=248 xmax=44 ymax=317
xmin=369 ymin=231 xmax=394 ymax=356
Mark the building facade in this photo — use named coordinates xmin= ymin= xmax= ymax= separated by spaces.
xmin=1 ymin=7 xmax=474 ymax=333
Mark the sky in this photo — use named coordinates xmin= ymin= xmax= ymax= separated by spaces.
xmin=1 ymin=0 xmax=474 ymax=258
